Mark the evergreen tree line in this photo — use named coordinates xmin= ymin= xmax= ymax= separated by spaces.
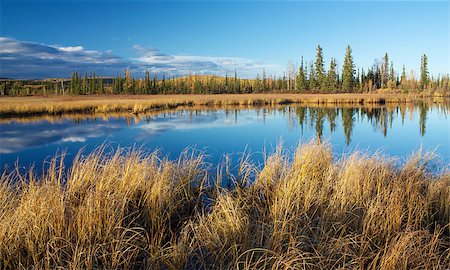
xmin=295 ymin=46 xmax=447 ymax=93
xmin=1 ymin=45 xmax=449 ymax=96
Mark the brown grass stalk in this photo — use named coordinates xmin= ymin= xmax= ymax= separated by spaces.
xmin=0 ymin=142 xmax=448 ymax=269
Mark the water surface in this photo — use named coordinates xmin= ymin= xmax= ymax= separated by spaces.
xmin=1 ymin=102 xmax=449 ymax=173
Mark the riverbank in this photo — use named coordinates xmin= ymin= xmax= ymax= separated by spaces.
xmin=0 ymin=142 xmax=449 ymax=269
xmin=0 ymin=93 xmax=448 ymax=117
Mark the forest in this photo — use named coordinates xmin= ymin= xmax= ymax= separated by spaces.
xmin=1 ymin=45 xmax=449 ymax=96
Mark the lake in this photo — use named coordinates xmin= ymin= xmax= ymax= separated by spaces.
xmin=1 ymin=101 xmax=449 ymax=173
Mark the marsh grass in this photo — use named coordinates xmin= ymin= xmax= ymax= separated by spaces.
xmin=0 ymin=141 xmax=449 ymax=269
xmin=0 ymin=93 xmax=441 ymax=118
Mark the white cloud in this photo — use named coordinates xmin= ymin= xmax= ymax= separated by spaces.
xmin=57 ymin=46 xmax=84 ymax=52
xmin=133 ymin=45 xmax=277 ymax=77
xmin=61 ymin=136 xmax=86 ymax=143
xmin=0 ymin=121 xmax=123 ymax=154
xmin=0 ymin=37 xmax=277 ymax=79
xmin=0 ymin=37 xmax=131 ymax=78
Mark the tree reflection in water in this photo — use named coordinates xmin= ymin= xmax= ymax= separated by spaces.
xmin=293 ymin=101 xmax=449 ymax=146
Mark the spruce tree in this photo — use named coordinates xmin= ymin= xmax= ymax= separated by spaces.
xmin=401 ymin=65 xmax=407 ymax=90
xmin=389 ymin=61 xmax=395 ymax=82
xmin=74 ymin=72 xmax=80 ymax=94
xmin=234 ymin=69 xmax=240 ymax=93
xmin=308 ymin=62 xmax=316 ymax=90
xmin=82 ymin=74 xmax=87 ymax=95
xmin=144 ymin=70 xmax=151 ymax=94
xmin=296 ymin=57 xmax=307 ymax=92
xmin=315 ymin=45 xmax=326 ymax=91
xmin=254 ymin=74 xmax=262 ymax=92
xmin=262 ymin=68 xmax=267 ymax=91
xmin=342 ymin=45 xmax=355 ymax=92
xmin=375 ymin=65 xmax=382 ymax=89
xmin=382 ymin=53 xmax=389 ymax=88
xmin=327 ymin=58 xmax=337 ymax=92
xmin=89 ymin=73 xmax=95 ymax=94
xmin=70 ymin=72 xmax=75 ymax=94
xmin=98 ymin=78 xmax=103 ymax=94
xmin=420 ymin=54 xmax=428 ymax=90
xmin=359 ymin=68 xmax=364 ymax=92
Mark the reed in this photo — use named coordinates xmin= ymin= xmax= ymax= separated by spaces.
xmin=0 ymin=141 xmax=449 ymax=269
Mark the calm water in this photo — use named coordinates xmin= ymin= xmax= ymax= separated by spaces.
xmin=1 ymin=102 xmax=449 ymax=173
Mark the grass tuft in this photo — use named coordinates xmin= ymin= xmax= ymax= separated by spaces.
xmin=0 ymin=142 xmax=449 ymax=269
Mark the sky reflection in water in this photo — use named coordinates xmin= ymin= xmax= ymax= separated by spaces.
xmin=0 ymin=103 xmax=449 ymax=173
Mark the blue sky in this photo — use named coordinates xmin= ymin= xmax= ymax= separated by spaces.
xmin=0 ymin=0 xmax=448 ymax=79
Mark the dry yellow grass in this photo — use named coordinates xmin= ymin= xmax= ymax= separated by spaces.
xmin=0 ymin=141 xmax=449 ymax=269
xmin=0 ymin=93 xmax=445 ymax=117
xmin=0 ymin=102 xmax=430 ymax=125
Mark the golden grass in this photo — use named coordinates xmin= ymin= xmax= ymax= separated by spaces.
xmin=1 ymin=93 xmax=446 ymax=118
xmin=0 ymin=141 xmax=449 ymax=269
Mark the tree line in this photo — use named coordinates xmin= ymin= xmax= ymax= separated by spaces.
xmin=1 ymin=45 xmax=449 ymax=96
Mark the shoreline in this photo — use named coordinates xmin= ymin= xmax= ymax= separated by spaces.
xmin=0 ymin=93 xmax=448 ymax=118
